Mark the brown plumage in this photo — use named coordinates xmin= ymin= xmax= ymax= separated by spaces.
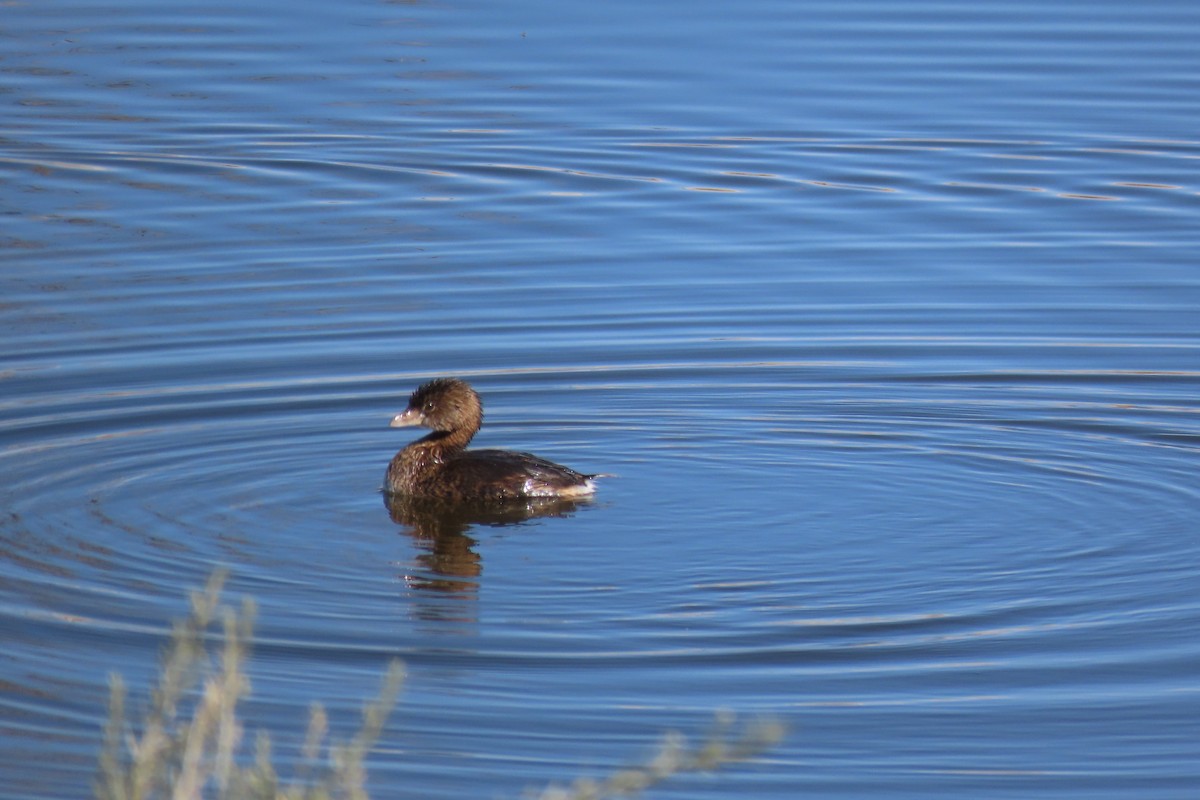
xmin=384 ymin=378 xmax=602 ymax=501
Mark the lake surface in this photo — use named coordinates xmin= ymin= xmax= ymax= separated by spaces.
xmin=3 ymin=0 xmax=1200 ymax=797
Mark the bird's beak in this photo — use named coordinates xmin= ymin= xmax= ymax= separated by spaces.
xmin=390 ymin=407 xmax=423 ymax=428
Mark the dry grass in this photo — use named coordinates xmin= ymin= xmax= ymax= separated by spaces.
xmin=95 ymin=570 xmax=403 ymax=800
xmin=95 ymin=570 xmax=782 ymax=800
xmin=531 ymin=712 xmax=786 ymax=800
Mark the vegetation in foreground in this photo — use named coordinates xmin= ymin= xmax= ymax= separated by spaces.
xmin=96 ymin=570 xmax=783 ymax=800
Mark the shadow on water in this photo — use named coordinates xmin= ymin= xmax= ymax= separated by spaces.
xmin=383 ymin=492 xmax=593 ymax=597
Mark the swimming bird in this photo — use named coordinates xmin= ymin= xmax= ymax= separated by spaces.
xmin=385 ymin=377 xmax=602 ymax=500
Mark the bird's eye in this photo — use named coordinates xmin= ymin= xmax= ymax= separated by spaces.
xmin=424 ymin=401 xmax=435 ymax=412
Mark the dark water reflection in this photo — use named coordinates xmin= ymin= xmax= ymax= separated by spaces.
xmin=385 ymin=492 xmax=593 ymax=599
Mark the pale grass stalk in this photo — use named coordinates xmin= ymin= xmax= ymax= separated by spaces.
xmin=213 ymin=602 xmax=253 ymax=791
xmin=97 ymin=571 xmax=783 ymax=800
xmin=290 ymin=703 xmax=329 ymax=792
xmin=330 ymin=661 xmax=406 ymax=800
xmin=96 ymin=570 xmax=407 ymax=800
xmin=533 ymin=715 xmax=786 ymax=800
xmin=96 ymin=571 xmax=227 ymax=800
xmin=172 ymin=680 xmax=220 ymax=800
xmin=98 ymin=674 xmax=128 ymax=800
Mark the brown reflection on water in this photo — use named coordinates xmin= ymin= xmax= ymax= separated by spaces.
xmin=383 ymin=493 xmax=591 ymax=599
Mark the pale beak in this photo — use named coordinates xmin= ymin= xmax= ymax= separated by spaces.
xmin=390 ymin=407 xmax=423 ymax=428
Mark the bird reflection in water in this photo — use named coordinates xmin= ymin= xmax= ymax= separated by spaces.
xmin=383 ymin=492 xmax=592 ymax=598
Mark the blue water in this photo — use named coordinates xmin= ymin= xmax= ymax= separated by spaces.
xmin=3 ymin=0 xmax=1200 ymax=798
